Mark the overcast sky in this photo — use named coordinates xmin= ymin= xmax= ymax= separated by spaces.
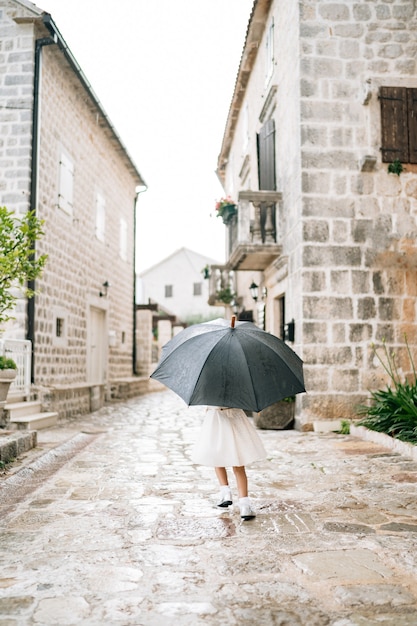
xmin=40 ymin=0 xmax=254 ymax=273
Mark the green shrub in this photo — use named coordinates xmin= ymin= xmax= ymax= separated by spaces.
xmin=357 ymin=339 xmax=417 ymax=444
xmin=0 ymin=356 xmax=17 ymax=370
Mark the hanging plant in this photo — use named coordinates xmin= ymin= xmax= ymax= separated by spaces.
xmin=214 ymin=197 xmax=237 ymax=225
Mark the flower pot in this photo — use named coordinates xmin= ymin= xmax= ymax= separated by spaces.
xmin=221 ymin=204 xmax=237 ymax=225
xmin=0 ymin=369 xmax=17 ymax=409
xmin=254 ymin=399 xmax=295 ymax=430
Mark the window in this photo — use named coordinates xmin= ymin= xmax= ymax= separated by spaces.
xmin=265 ymin=18 xmax=274 ymax=85
xmin=193 ymin=282 xmax=202 ymax=296
xmin=380 ymin=86 xmax=417 ymax=164
xmin=165 ymin=285 xmax=173 ymax=298
xmin=119 ymin=218 xmax=127 ymax=261
xmin=58 ymin=151 xmax=74 ymax=214
xmin=52 ymin=307 xmax=68 ymax=347
xmin=95 ymin=192 xmax=105 ymax=241
xmin=257 ymin=118 xmax=276 ymax=190
xmin=56 ymin=317 xmax=64 ymax=338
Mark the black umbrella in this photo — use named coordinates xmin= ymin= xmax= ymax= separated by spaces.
xmin=150 ymin=317 xmax=305 ymax=412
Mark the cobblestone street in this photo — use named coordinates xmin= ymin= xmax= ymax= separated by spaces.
xmin=1 ymin=389 xmax=417 ymax=625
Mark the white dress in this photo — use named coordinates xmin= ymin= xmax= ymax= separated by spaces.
xmin=191 ymin=407 xmax=267 ymax=467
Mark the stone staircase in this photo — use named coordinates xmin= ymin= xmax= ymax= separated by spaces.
xmin=4 ymin=398 xmax=58 ymax=431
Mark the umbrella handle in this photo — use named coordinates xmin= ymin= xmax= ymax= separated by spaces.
xmin=231 ymin=315 xmax=236 ymax=328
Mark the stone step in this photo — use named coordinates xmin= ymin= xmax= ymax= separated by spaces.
xmin=4 ymin=400 xmax=42 ymax=419
xmin=0 ymin=430 xmax=37 ymax=464
xmin=10 ymin=412 xmax=58 ymax=431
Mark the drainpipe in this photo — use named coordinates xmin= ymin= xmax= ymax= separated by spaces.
xmin=132 ymin=185 xmax=148 ymax=375
xmin=27 ymin=35 xmax=56 ymax=383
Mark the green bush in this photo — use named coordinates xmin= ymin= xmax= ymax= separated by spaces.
xmin=0 ymin=356 xmax=17 ymax=370
xmin=357 ymin=339 xmax=417 ymax=444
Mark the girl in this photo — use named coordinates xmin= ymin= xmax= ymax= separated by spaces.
xmin=191 ymin=406 xmax=267 ymax=520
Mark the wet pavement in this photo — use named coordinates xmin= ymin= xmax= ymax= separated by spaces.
xmin=1 ymin=389 xmax=417 ymax=625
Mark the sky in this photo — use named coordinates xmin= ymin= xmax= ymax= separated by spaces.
xmin=39 ymin=0 xmax=254 ymax=273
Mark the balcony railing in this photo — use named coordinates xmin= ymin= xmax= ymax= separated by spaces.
xmin=226 ymin=190 xmax=283 ymax=271
xmin=207 ymin=266 xmax=235 ymax=307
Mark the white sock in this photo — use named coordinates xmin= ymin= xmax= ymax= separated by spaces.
xmin=220 ymin=485 xmax=231 ymax=496
xmin=239 ymin=496 xmax=250 ymax=507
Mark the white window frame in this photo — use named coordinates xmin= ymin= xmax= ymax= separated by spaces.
xmin=58 ymin=150 xmax=74 ymax=215
xmin=95 ymin=192 xmax=106 ymax=242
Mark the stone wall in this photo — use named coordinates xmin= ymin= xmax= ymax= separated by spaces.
xmin=298 ymin=0 xmax=417 ymax=422
xmin=35 ymin=42 xmax=137 ymax=387
xmin=135 ymin=309 xmax=153 ymax=376
xmin=0 ymin=4 xmax=144 ymax=416
xmin=220 ymin=0 xmax=417 ymax=426
xmin=0 ymin=3 xmax=38 ymax=338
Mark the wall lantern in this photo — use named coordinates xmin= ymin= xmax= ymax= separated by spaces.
xmin=249 ymin=281 xmax=259 ymax=302
xmin=284 ymin=318 xmax=295 ymax=342
xmin=99 ymin=280 xmax=110 ymax=297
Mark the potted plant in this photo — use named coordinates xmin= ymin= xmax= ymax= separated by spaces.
xmin=0 ymin=206 xmax=47 ymax=408
xmin=216 ymin=286 xmax=236 ymax=305
xmin=254 ymin=396 xmax=296 ymax=430
xmin=215 ymin=196 xmax=237 ymax=225
xmin=0 ymin=356 xmax=17 ymax=409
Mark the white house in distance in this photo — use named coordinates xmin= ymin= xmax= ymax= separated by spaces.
xmin=137 ymin=248 xmax=224 ymax=324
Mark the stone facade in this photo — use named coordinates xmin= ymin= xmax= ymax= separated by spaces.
xmin=0 ymin=1 xmax=148 ymax=417
xmin=217 ymin=0 xmax=417 ymax=426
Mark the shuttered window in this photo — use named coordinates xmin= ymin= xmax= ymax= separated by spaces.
xmin=380 ymin=86 xmax=417 ymax=164
xmin=257 ymin=118 xmax=276 ymax=190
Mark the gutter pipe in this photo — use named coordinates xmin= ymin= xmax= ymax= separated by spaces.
xmin=27 ymin=34 xmax=56 ymax=383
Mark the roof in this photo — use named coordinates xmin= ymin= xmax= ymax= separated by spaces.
xmin=12 ymin=0 xmax=146 ymax=186
xmin=139 ymin=247 xmax=221 ymax=277
xmin=216 ymin=0 xmax=272 ymax=184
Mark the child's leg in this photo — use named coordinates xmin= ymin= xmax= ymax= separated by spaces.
xmin=232 ymin=465 xmax=248 ymax=498
xmin=215 ymin=467 xmax=229 ymax=486
xmin=215 ymin=467 xmax=233 ymax=507
xmin=233 ymin=465 xmax=256 ymax=520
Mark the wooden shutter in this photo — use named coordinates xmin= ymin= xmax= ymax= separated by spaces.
xmin=380 ymin=86 xmax=409 ymax=163
xmin=408 ymin=88 xmax=417 ymax=164
xmin=257 ymin=118 xmax=276 ymax=190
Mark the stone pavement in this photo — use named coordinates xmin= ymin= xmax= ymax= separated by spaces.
xmin=1 ymin=390 xmax=417 ymax=626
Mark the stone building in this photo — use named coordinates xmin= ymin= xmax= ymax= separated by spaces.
xmin=0 ymin=0 xmax=147 ymax=417
xmin=213 ymin=0 xmax=417 ymax=427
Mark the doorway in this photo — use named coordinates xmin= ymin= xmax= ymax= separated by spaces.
xmin=88 ymin=306 xmax=107 ymax=384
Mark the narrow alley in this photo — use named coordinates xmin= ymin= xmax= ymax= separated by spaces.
xmin=1 ymin=390 xmax=417 ymax=625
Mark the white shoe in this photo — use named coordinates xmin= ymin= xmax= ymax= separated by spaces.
xmin=240 ymin=504 xmax=256 ymax=520
xmin=217 ymin=489 xmax=232 ymax=508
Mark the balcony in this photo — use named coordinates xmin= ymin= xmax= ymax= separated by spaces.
xmin=207 ymin=266 xmax=235 ymax=307
xmin=226 ymin=190 xmax=283 ymax=271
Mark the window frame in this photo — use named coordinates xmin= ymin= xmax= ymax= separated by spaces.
xmin=95 ymin=192 xmax=106 ymax=242
xmin=57 ymin=150 xmax=74 ymax=215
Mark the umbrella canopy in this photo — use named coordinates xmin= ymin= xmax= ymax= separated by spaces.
xmin=150 ymin=317 xmax=305 ymax=412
